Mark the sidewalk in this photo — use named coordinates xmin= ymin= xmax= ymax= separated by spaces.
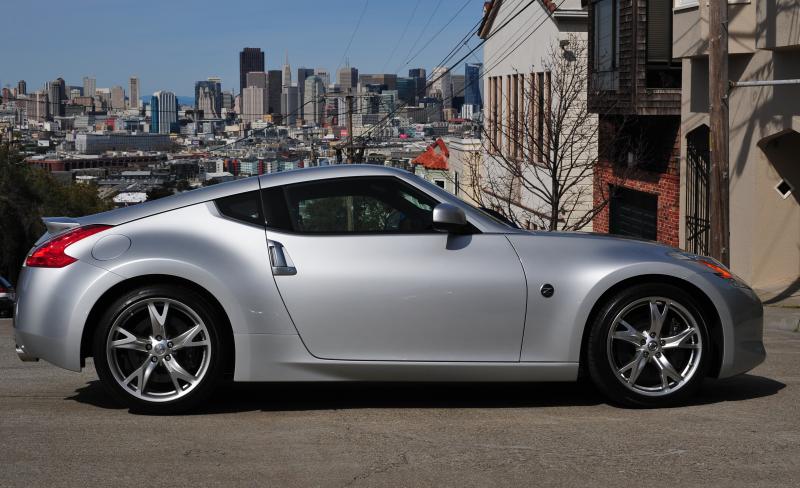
xmin=765 ymin=306 xmax=800 ymax=332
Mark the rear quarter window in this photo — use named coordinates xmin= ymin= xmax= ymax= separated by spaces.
xmin=215 ymin=191 xmax=264 ymax=227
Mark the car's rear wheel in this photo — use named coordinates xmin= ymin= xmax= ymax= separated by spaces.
xmin=587 ymin=283 xmax=711 ymax=407
xmin=92 ymin=284 xmax=227 ymax=414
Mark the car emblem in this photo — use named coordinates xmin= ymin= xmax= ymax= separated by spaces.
xmin=540 ymin=284 xmax=555 ymax=298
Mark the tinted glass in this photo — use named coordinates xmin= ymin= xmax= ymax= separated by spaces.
xmin=215 ymin=190 xmax=264 ymax=227
xmin=263 ymin=177 xmax=439 ymax=234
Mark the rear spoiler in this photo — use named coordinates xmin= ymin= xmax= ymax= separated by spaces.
xmin=43 ymin=217 xmax=81 ymax=234
xmin=32 ymin=217 xmax=82 ymax=247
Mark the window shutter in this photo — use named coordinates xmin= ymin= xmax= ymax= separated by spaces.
xmin=647 ymin=0 xmax=672 ymax=64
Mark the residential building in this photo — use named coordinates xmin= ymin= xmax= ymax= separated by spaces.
xmin=129 ymin=77 xmax=140 ymax=109
xmin=672 ymin=0 xmax=800 ymax=290
xmin=586 ymin=0 xmax=682 ymax=244
xmin=481 ymin=0 xmax=592 ymax=230
xmin=239 ymin=47 xmax=265 ymax=95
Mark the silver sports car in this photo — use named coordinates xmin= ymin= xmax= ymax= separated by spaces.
xmin=13 ymin=165 xmax=765 ymax=413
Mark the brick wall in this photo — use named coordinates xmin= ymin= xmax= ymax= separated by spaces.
xmin=592 ymin=115 xmax=681 ymax=247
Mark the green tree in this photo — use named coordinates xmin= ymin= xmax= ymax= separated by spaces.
xmin=0 ymin=144 xmax=113 ymax=283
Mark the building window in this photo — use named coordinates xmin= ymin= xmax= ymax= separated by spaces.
xmin=434 ymin=179 xmax=446 ymax=189
xmin=592 ymin=0 xmax=619 ymax=90
xmin=646 ymin=0 xmax=681 ymax=88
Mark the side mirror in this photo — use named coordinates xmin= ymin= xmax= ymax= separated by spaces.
xmin=432 ymin=203 xmax=468 ymax=233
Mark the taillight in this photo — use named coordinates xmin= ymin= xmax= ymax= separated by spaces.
xmin=26 ymin=225 xmax=112 ymax=268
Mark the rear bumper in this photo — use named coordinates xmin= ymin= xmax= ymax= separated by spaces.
xmin=15 ymin=344 xmax=38 ymax=362
xmin=13 ymin=261 xmax=124 ymax=371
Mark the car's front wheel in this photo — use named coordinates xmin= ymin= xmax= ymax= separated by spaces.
xmin=93 ymin=284 xmax=227 ymax=414
xmin=587 ymin=283 xmax=711 ymax=407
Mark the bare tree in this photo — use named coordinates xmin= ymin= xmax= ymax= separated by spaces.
xmin=471 ymin=35 xmax=638 ymax=231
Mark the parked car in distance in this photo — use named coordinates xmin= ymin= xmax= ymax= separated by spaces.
xmin=0 ymin=277 xmax=15 ymax=318
xmin=12 ymin=165 xmax=766 ymax=414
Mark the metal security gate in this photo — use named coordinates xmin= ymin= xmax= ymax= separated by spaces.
xmin=685 ymin=126 xmax=710 ymax=255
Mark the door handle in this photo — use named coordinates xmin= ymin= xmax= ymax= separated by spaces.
xmin=268 ymin=240 xmax=297 ymax=276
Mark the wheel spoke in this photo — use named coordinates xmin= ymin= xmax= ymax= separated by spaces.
xmin=618 ymin=351 xmax=648 ymax=385
xmin=613 ymin=319 xmax=645 ymax=346
xmin=170 ymin=325 xmax=208 ymax=351
xmin=163 ymin=357 xmax=197 ymax=392
xmin=110 ymin=327 xmax=148 ymax=352
xmin=147 ymin=301 xmax=169 ymax=338
xmin=654 ymin=354 xmax=683 ymax=389
xmin=123 ymin=358 xmax=158 ymax=394
xmin=649 ymin=300 xmax=669 ymax=335
xmin=662 ymin=327 xmax=696 ymax=349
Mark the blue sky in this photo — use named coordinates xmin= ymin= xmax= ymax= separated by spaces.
xmin=2 ymin=0 xmax=485 ymax=97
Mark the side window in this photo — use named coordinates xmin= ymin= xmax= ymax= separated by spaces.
xmin=263 ymin=177 xmax=439 ymax=234
xmin=215 ymin=190 xmax=264 ymax=227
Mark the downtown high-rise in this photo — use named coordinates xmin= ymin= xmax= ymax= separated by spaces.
xmin=239 ymin=47 xmax=265 ymax=95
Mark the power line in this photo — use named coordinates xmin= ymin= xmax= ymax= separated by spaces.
xmin=398 ymin=0 xmax=476 ymax=72
xmin=381 ymin=0 xmax=423 ymax=73
xmin=335 ymin=0 xmax=370 ymax=76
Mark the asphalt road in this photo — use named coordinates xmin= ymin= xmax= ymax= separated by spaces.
xmin=1 ymin=310 xmax=798 ymax=488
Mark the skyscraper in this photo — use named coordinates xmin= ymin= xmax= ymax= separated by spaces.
xmin=239 ymin=47 xmax=265 ymax=95
xmin=129 ymin=77 xmax=140 ymax=109
xmin=296 ymin=67 xmax=315 ymax=120
xmin=246 ymin=72 xmax=267 ymax=89
xmin=111 ymin=85 xmax=126 ymax=110
xmin=82 ymin=76 xmax=96 ymax=98
xmin=242 ymin=86 xmax=267 ymax=124
xmin=408 ymin=68 xmax=426 ymax=102
xmin=337 ymin=66 xmax=358 ymax=94
xmin=303 ymin=75 xmax=326 ymax=125
xmin=282 ymin=51 xmax=292 ymax=89
xmin=315 ymin=68 xmax=331 ymax=87
xmin=429 ymin=67 xmax=452 ymax=108
xmin=282 ymin=85 xmax=298 ymax=126
xmin=396 ymin=77 xmax=415 ymax=106
xmin=358 ymin=74 xmax=397 ymax=91
xmin=17 ymin=80 xmax=26 ymax=95
xmin=151 ymin=90 xmax=177 ymax=134
xmin=464 ymin=63 xmax=482 ymax=110
xmin=195 ymin=79 xmax=222 ymax=118
xmin=267 ymin=70 xmax=282 ymax=115
xmin=47 ymin=78 xmax=66 ymax=118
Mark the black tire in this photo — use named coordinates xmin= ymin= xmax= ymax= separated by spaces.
xmin=92 ymin=284 xmax=228 ymax=414
xmin=587 ymin=283 xmax=711 ymax=408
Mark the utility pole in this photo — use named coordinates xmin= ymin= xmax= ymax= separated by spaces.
xmin=708 ymin=0 xmax=730 ymax=266
xmin=346 ymin=94 xmax=354 ymax=163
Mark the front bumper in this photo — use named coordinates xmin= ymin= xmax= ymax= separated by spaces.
xmin=13 ymin=261 xmax=124 ymax=371
xmin=710 ymin=280 xmax=766 ymax=378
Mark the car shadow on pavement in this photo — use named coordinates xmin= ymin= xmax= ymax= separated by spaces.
xmin=66 ymin=374 xmax=785 ymax=414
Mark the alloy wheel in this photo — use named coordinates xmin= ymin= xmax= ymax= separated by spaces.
xmin=105 ymin=298 xmax=212 ymax=403
xmin=606 ymin=296 xmax=703 ymax=397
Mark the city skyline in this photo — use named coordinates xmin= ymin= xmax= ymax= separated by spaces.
xmin=2 ymin=0 xmax=485 ymax=97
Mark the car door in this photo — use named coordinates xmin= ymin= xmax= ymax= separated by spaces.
xmin=261 ymin=175 xmax=527 ymax=362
